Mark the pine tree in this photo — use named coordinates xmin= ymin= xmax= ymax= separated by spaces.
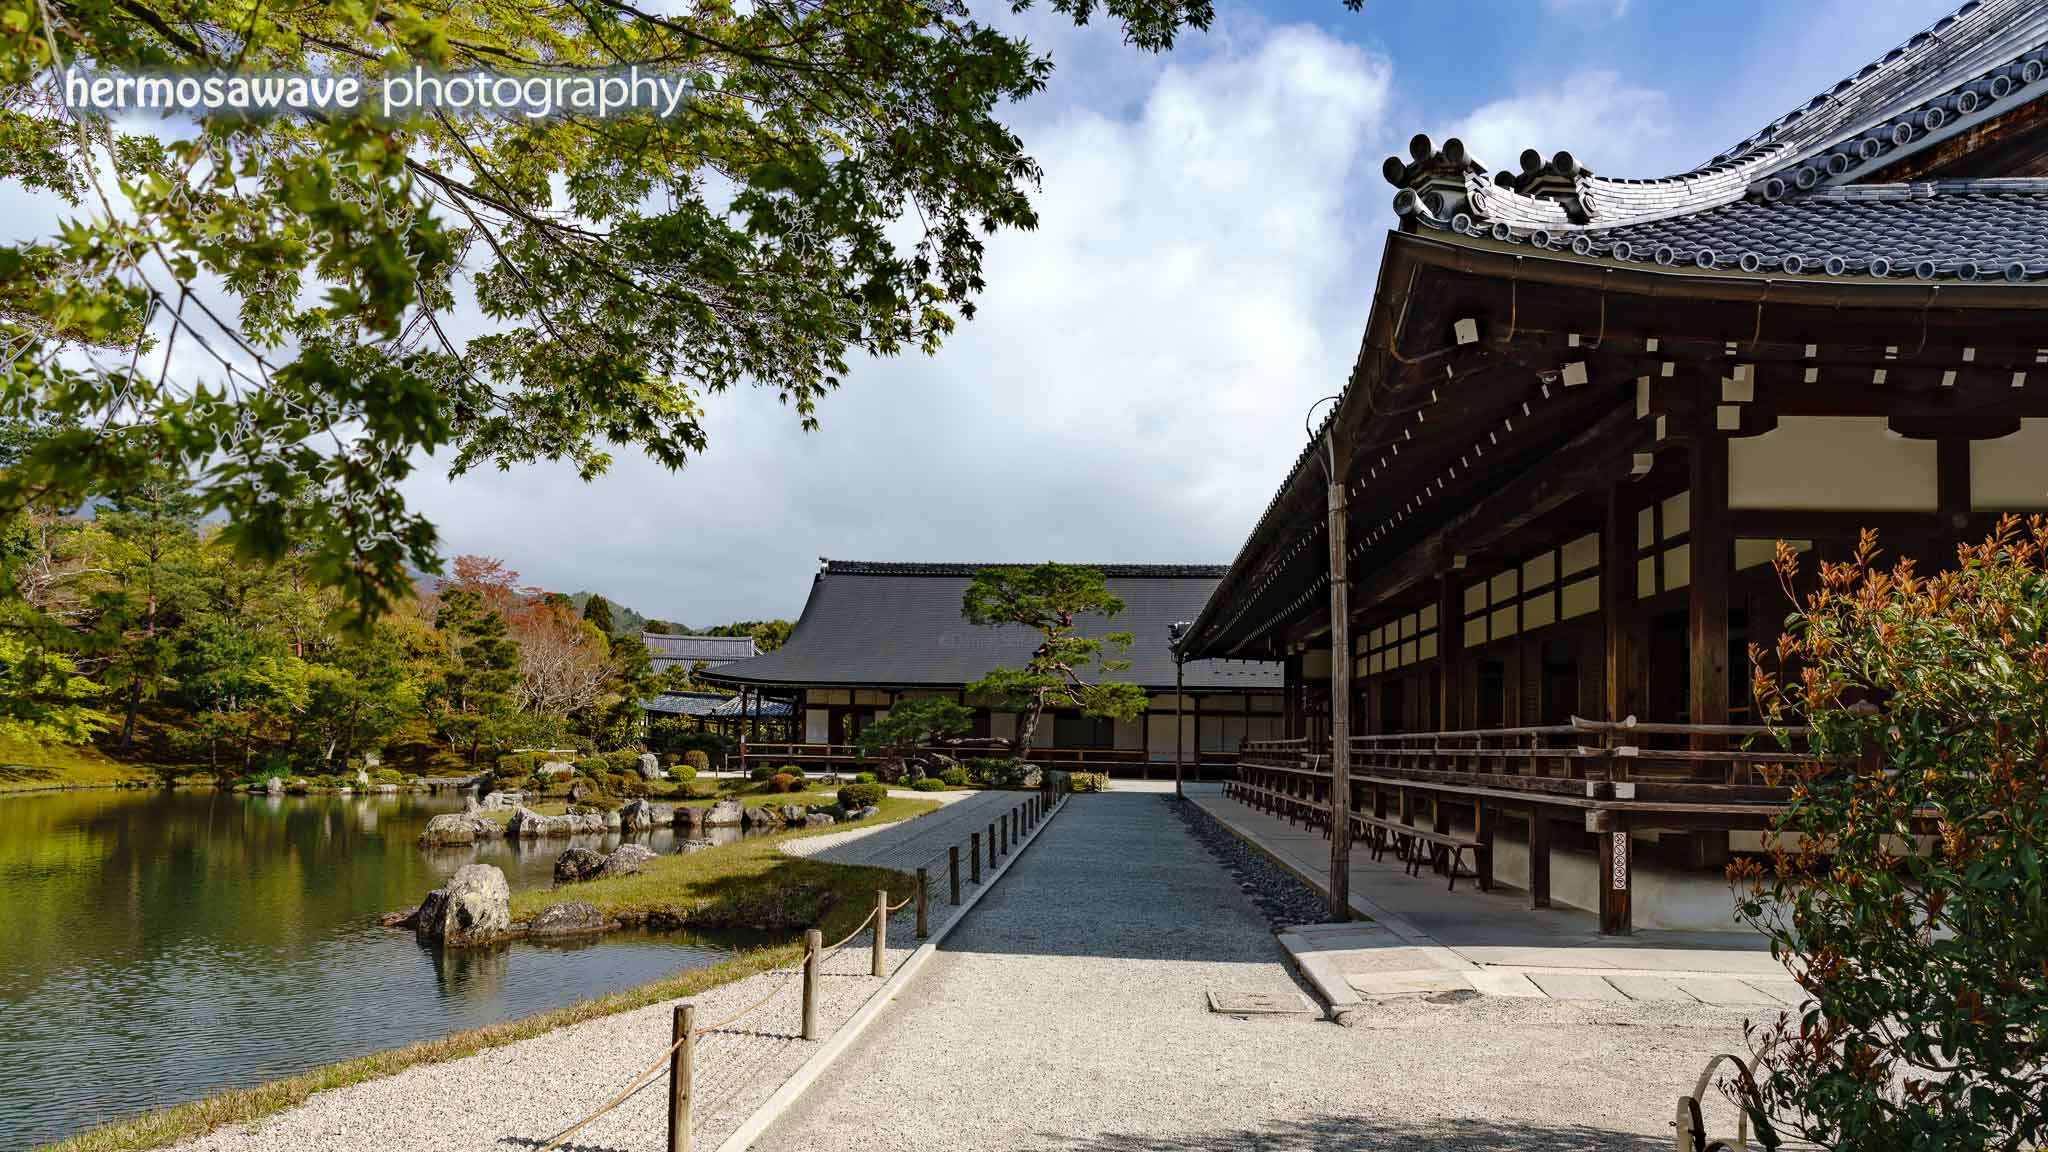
xmin=582 ymin=594 xmax=616 ymax=636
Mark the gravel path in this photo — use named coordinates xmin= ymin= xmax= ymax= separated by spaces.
xmin=173 ymin=791 xmax=1042 ymax=1152
xmin=747 ymin=792 xmax=1757 ymax=1152
xmin=1174 ymin=794 xmax=1335 ymax=930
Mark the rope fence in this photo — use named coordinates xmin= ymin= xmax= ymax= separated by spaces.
xmin=535 ymin=773 xmax=1073 ymax=1152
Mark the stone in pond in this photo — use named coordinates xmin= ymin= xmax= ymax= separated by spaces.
xmin=419 ymin=812 xmax=497 ymax=846
xmin=527 ymin=900 xmax=607 ymax=939
xmin=553 ymin=846 xmax=608 ymax=885
xmin=414 ymin=864 xmax=510 ymax=947
xmin=704 ymin=799 xmax=745 ymax=827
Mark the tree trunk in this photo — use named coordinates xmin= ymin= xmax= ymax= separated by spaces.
xmin=1015 ymin=694 xmax=1047 ymax=760
xmin=119 ymin=679 xmax=141 ymax=751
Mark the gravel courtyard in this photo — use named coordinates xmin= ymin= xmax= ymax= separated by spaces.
xmin=749 ymin=792 xmax=1761 ymax=1152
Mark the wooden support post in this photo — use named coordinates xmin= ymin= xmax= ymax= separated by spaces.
xmin=949 ymin=845 xmax=961 ymax=905
xmin=668 ymin=1004 xmax=694 ymax=1152
xmin=801 ymin=930 xmax=820 ymax=1040
xmin=1527 ymin=810 xmax=1551 ymax=909
xmin=915 ymin=868 xmax=929 ymax=940
xmin=988 ymin=822 xmax=997 ymax=866
xmin=999 ymin=815 xmax=1008 ymax=856
xmin=1439 ymin=574 xmax=1463 ymax=730
xmin=1937 ymin=435 xmax=1972 ymax=564
xmin=1689 ymin=432 xmax=1731 ymax=739
xmin=970 ymin=833 xmax=981 ymax=884
xmin=1474 ymin=802 xmax=1494 ymax=892
xmin=1602 ymin=483 xmax=1639 ymax=725
xmin=871 ymin=889 xmax=887 ymax=976
xmin=1328 ymin=465 xmax=1355 ymax=921
xmin=1595 ymin=814 xmax=1633 ymax=935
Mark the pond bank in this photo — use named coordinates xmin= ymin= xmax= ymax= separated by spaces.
xmin=36 ymin=794 xmax=947 ymax=1152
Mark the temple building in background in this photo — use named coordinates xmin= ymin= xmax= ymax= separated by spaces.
xmin=704 ymin=561 xmax=1281 ymax=775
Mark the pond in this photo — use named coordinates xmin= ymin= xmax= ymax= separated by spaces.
xmin=0 ymin=787 xmax=770 ymax=1151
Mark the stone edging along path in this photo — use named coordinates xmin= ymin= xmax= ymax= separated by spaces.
xmin=709 ymin=789 xmax=1069 ymax=1152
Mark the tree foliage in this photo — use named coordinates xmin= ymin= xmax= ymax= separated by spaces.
xmin=1736 ymin=522 xmax=2048 ymax=1151
xmin=581 ymin=593 xmax=616 ymax=637
xmin=961 ymin=563 xmax=1144 ymax=755
xmin=856 ymin=695 xmax=970 ymax=762
xmin=0 ymin=0 xmax=1339 ymax=619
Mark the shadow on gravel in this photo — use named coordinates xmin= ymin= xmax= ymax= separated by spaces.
xmin=1035 ymin=1114 xmax=1668 ymax=1151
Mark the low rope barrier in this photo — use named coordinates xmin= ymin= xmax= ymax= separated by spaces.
xmin=534 ymin=778 xmax=1071 ymax=1152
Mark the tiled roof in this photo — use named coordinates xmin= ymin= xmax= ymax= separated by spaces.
xmin=642 ymin=691 xmax=794 ymax=718
xmin=1378 ymin=1 xmax=2048 ymax=283
xmin=643 ymin=633 xmax=759 ymax=665
xmin=1422 ymin=180 xmax=2048 ymax=281
xmin=705 ymin=561 xmax=1280 ymax=691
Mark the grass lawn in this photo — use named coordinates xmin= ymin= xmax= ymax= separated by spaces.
xmin=41 ymin=794 xmax=943 ymax=1152
xmin=0 ymin=737 xmax=157 ymax=793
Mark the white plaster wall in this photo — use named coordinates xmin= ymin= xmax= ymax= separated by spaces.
xmin=1730 ymin=416 xmax=1938 ymax=511
xmin=1486 ymin=829 xmax=1750 ymax=932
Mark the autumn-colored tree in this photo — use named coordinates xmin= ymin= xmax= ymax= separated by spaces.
xmin=1736 ymin=521 xmax=2048 ymax=1150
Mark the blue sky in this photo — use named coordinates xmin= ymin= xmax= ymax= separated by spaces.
xmin=22 ymin=0 xmax=1969 ymax=625
xmin=425 ymin=0 xmax=1954 ymax=626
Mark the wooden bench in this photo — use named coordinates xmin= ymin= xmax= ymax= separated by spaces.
xmin=1231 ymin=777 xmax=1329 ymax=831
xmin=1348 ymin=813 xmax=1481 ymax=891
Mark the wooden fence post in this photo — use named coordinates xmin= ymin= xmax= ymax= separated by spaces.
xmin=801 ymin=929 xmax=820 ymax=1041
xmin=915 ymin=867 xmax=929 ymax=939
xmin=999 ymin=814 xmax=1008 ymax=856
xmin=668 ymin=1004 xmax=694 ymax=1152
xmin=949 ymin=845 xmax=961 ymax=905
xmin=989 ymin=821 xmax=998 ymax=864
xmin=970 ymin=833 xmax=981 ymax=883
xmin=871 ymin=888 xmax=888 ymax=977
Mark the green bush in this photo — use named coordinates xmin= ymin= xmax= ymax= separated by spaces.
xmin=574 ymin=756 xmax=607 ymax=775
xmin=1070 ymin=771 xmax=1109 ymax=793
xmin=910 ymin=778 xmax=945 ymax=792
xmin=604 ymin=749 xmax=644 ymax=773
xmin=766 ymin=772 xmax=796 ymax=793
xmin=965 ymin=757 xmax=1008 ymax=785
xmin=937 ymin=765 xmax=967 ymax=787
xmin=749 ymin=765 xmax=773 ymax=782
xmin=837 ymin=782 xmax=886 ymax=810
xmin=671 ymin=763 xmax=698 ymax=782
xmin=371 ymin=768 xmax=404 ymax=785
xmin=682 ymin=749 xmax=712 ymax=773
xmin=779 ymin=763 xmax=805 ymax=777
xmin=854 ymin=771 xmax=879 ymax=785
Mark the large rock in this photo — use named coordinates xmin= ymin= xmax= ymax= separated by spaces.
xmin=619 ymin=799 xmax=675 ymax=833
xmin=804 ymin=812 xmax=836 ymax=828
xmin=355 ymin=769 xmax=371 ymax=788
xmin=265 ymin=775 xmax=284 ymax=796
xmin=553 ymin=846 xmax=609 ymax=885
xmin=537 ymin=759 xmax=574 ymax=777
xmin=419 ymin=811 xmax=498 ymax=846
xmin=598 ymin=843 xmax=657 ymax=879
xmin=481 ymin=790 xmax=524 ymax=811
xmin=414 ymin=864 xmax=510 ymax=946
xmin=508 ymin=807 xmax=605 ymax=838
xmin=741 ymin=805 xmax=781 ymax=829
xmin=704 ymin=799 xmax=745 ymax=827
xmin=636 ymin=752 xmax=664 ymax=781
xmin=779 ymin=804 xmax=808 ymax=826
xmin=528 ymin=901 xmax=607 ymax=939
xmin=676 ymin=806 xmax=706 ymax=832
xmin=568 ymin=778 xmax=596 ymax=804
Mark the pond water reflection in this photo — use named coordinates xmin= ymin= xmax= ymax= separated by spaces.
xmin=0 ymin=788 xmax=765 ymax=1151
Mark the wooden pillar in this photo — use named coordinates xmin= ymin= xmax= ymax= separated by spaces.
xmin=1438 ymin=575 xmax=1462 ymax=733
xmin=1282 ymin=654 xmax=1302 ymax=740
xmin=1596 ymin=813 xmax=1633 ymax=935
xmin=1601 ymin=483 xmax=1640 ymax=722
xmin=1937 ymin=436 xmax=1971 ymax=566
xmin=1326 ymin=447 xmax=1354 ymax=921
xmin=1526 ymin=809 xmax=1551 ymax=908
xmin=1689 ymin=434 xmax=1731 ymax=732
xmin=1473 ymin=801 xmax=1493 ymax=892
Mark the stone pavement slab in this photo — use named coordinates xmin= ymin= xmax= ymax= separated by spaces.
xmin=1527 ymin=972 xmax=1629 ymax=1002
xmin=1606 ymin=974 xmax=1699 ymax=1003
xmin=1674 ymin=977 xmax=1784 ymax=1007
xmin=1467 ymin=970 xmax=1547 ymax=998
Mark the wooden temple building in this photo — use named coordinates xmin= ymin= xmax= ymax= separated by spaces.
xmin=1185 ymin=0 xmax=2048 ymax=934
xmin=703 ymin=560 xmax=1281 ymax=775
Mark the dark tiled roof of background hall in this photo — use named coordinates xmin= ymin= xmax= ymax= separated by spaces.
xmin=708 ymin=563 xmax=1279 ymax=691
xmin=641 ymin=691 xmax=793 ymax=718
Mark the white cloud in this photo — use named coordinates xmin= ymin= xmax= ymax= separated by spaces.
xmin=404 ymin=22 xmax=1395 ymax=624
xmin=1448 ymin=69 xmax=1676 ymax=180
xmin=1545 ymin=0 xmax=1631 ymax=20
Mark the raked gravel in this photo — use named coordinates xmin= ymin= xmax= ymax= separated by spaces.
xmin=748 ymin=791 xmax=1760 ymax=1152
xmin=172 ymin=789 xmax=1035 ymax=1152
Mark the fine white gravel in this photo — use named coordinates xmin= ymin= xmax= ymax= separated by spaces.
xmin=172 ymin=789 xmax=1037 ymax=1152
xmin=747 ymin=792 xmax=1760 ymax=1152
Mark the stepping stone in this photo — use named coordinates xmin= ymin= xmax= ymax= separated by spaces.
xmin=1606 ymin=974 xmax=1696 ymax=1003
xmin=1467 ymin=970 xmax=1547 ymax=998
xmin=1672 ymin=977 xmax=1781 ymax=1007
xmin=1347 ymin=969 xmax=1473 ymax=997
xmin=1526 ymin=972 xmax=1628 ymax=1001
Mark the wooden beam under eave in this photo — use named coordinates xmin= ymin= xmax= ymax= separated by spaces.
xmin=1352 ymin=403 xmax=1646 ymax=616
